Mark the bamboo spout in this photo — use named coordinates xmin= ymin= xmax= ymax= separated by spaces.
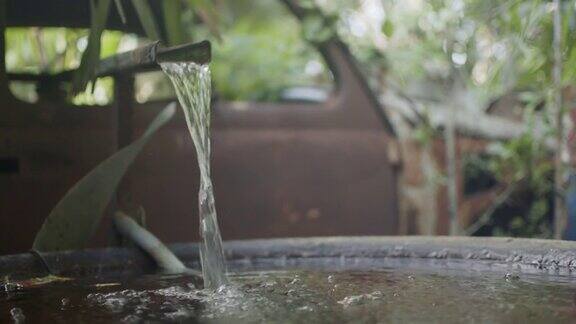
xmin=97 ymin=40 xmax=211 ymax=76
xmin=7 ymin=40 xmax=211 ymax=82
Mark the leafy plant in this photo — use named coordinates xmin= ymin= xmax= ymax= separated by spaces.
xmin=131 ymin=0 xmax=162 ymax=41
xmin=33 ymin=103 xmax=176 ymax=252
xmin=72 ymin=0 xmax=221 ymax=95
xmin=71 ymin=0 xmax=111 ymax=94
xmin=162 ymin=0 xmax=186 ymax=46
xmin=467 ymin=128 xmax=554 ymax=237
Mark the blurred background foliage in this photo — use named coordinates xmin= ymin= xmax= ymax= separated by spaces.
xmin=6 ymin=0 xmax=332 ymax=104
xmin=6 ymin=0 xmax=576 ymax=237
xmin=6 ymin=28 xmax=126 ymax=104
xmin=8 ymin=0 xmax=574 ymax=107
xmin=323 ymin=0 xmax=576 ymax=109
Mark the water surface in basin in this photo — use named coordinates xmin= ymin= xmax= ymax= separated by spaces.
xmin=2 ymin=266 xmax=575 ymax=323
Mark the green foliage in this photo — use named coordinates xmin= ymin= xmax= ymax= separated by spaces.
xmin=113 ymin=0 xmax=127 ymax=23
xmin=311 ymin=0 xmax=569 ymax=237
xmin=213 ymin=29 xmax=327 ymax=101
xmin=7 ymin=1 xmax=331 ymax=103
xmin=9 ymin=0 xmax=576 ymax=105
xmin=6 ymin=28 xmax=83 ymax=74
xmin=412 ymin=111 xmax=439 ymax=146
xmin=162 ymin=0 xmax=186 ymax=46
xmin=6 ymin=27 xmax=124 ymax=105
xmin=301 ymin=14 xmax=337 ymax=44
xmin=131 ymin=0 xmax=162 ymax=42
xmin=488 ymin=133 xmax=553 ymax=193
xmin=71 ymin=0 xmax=112 ymax=94
xmin=70 ymin=0 xmax=222 ymax=95
xmin=187 ymin=0 xmax=221 ymax=41
xmin=381 ymin=19 xmax=394 ymax=38
xmin=207 ymin=1 xmax=331 ymax=101
xmin=479 ymin=129 xmax=553 ymax=237
xmin=33 ymin=104 xmax=176 ymax=252
xmin=323 ymin=0 xmax=576 ymax=108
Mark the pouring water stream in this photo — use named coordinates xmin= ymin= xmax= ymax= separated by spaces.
xmin=161 ymin=62 xmax=228 ymax=289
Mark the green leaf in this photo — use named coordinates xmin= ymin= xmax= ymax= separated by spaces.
xmin=382 ymin=18 xmax=394 ymax=38
xmin=131 ymin=0 xmax=162 ymax=41
xmin=113 ymin=0 xmax=127 ymax=24
xmin=298 ymin=0 xmax=316 ymax=9
xmin=187 ymin=0 xmax=222 ymax=41
xmin=163 ymin=0 xmax=186 ymax=46
xmin=72 ymin=0 xmax=112 ymax=94
xmin=100 ymin=31 xmax=122 ymax=58
xmin=302 ymin=15 xmax=335 ymax=44
xmin=33 ymin=103 xmax=177 ymax=252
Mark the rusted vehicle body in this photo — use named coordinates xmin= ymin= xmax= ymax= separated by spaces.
xmin=0 ymin=0 xmax=400 ymax=254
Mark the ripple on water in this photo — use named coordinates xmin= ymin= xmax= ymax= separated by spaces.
xmin=2 ymin=269 xmax=576 ymax=323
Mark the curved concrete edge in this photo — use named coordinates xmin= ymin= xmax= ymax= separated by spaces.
xmin=214 ymin=236 xmax=576 ymax=272
xmin=1 ymin=236 xmax=576 ymax=279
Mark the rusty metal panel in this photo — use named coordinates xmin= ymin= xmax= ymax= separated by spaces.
xmin=0 ymin=97 xmax=118 ymax=254
xmin=123 ymin=117 xmax=398 ymax=243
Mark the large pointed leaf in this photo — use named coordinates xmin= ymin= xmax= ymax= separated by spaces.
xmin=33 ymin=103 xmax=177 ymax=252
xmin=72 ymin=0 xmax=112 ymax=94
xmin=131 ymin=0 xmax=162 ymax=42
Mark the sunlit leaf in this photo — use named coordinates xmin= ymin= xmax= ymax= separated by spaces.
xmin=100 ymin=31 xmax=122 ymax=58
xmin=33 ymin=103 xmax=177 ymax=252
xmin=382 ymin=19 xmax=394 ymax=38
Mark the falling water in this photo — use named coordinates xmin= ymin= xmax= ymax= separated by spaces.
xmin=161 ymin=62 xmax=228 ymax=289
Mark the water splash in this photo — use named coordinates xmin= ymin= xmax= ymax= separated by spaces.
xmin=161 ymin=62 xmax=228 ymax=289
xmin=10 ymin=307 xmax=25 ymax=323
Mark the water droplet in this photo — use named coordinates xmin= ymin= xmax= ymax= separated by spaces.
xmin=10 ymin=307 xmax=25 ymax=323
xmin=3 ymin=281 xmax=23 ymax=293
xmin=504 ymin=273 xmax=520 ymax=281
xmin=368 ymin=291 xmax=383 ymax=300
xmin=338 ymin=291 xmax=383 ymax=308
xmin=61 ymin=297 xmax=70 ymax=309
